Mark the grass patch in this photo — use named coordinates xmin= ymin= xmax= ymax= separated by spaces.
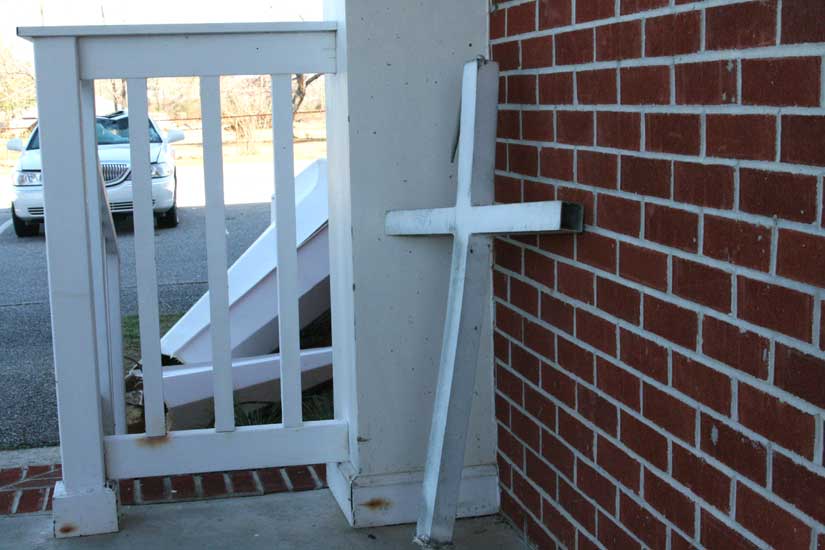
xmin=232 ymin=381 xmax=334 ymax=427
xmin=121 ymin=313 xmax=184 ymax=372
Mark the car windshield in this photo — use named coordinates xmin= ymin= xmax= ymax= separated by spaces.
xmin=27 ymin=116 xmax=162 ymax=150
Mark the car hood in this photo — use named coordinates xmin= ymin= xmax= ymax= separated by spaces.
xmin=17 ymin=143 xmax=164 ymax=171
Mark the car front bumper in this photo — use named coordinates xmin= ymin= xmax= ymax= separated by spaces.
xmin=12 ymin=176 xmax=176 ymax=221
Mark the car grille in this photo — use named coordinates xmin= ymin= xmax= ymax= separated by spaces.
xmin=101 ymin=163 xmax=130 ymax=185
xmin=28 ymin=207 xmax=44 ymax=217
xmin=109 ymin=200 xmax=155 ymax=213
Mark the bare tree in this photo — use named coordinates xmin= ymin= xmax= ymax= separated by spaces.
xmin=0 ymin=41 xmax=36 ymax=127
xmin=292 ymin=74 xmax=323 ymax=114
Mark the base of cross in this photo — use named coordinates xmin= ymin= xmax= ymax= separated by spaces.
xmin=385 ymin=58 xmax=583 ymax=545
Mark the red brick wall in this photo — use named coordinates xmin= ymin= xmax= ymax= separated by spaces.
xmin=490 ymin=1 xmax=825 ymax=548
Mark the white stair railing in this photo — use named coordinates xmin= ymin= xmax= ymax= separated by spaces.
xmin=18 ymin=22 xmax=345 ymax=537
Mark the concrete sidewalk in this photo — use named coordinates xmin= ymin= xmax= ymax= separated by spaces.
xmin=0 ymin=488 xmax=526 ymax=550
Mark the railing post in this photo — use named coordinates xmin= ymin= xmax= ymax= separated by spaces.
xmin=33 ymin=36 xmax=118 ymax=537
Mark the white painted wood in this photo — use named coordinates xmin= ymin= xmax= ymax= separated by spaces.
xmin=104 ymin=420 xmax=348 ymax=479
xmin=105 ymin=252 xmax=127 ymax=435
xmin=77 ymin=32 xmax=335 ymax=79
xmin=273 ymin=74 xmax=303 ymax=428
xmin=33 ymin=35 xmax=117 ymax=535
xmin=127 ymin=79 xmax=166 ymax=437
xmin=18 ymin=21 xmax=337 ymax=38
xmin=199 ymin=76 xmax=235 ymax=433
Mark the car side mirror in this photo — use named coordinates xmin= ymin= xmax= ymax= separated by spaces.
xmin=6 ymin=138 xmax=23 ymax=152
xmin=166 ymin=129 xmax=184 ymax=144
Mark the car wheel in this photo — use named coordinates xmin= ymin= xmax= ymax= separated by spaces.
xmin=11 ymin=205 xmax=39 ymax=237
xmin=157 ymin=204 xmax=178 ymax=229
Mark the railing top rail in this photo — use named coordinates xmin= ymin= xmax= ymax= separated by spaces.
xmin=17 ymin=21 xmax=336 ymax=40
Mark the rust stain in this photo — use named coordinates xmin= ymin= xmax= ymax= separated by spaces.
xmin=360 ymin=497 xmax=392 ymax=511
xmin=136 ymin=433 xmax=171 ymax=447
xmin=57 ymin=524 xmax=77 ymax=535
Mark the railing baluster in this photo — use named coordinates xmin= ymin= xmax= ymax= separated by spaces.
xmin=272 ymin=74 xmax=302 ymax=428
xmin=106 ymin=251 xmax=127 ymax=435
xmin=200 ymin=76 xmax=235 ymax=432
xmin=127 ymin=78 xmax=165 ymax=437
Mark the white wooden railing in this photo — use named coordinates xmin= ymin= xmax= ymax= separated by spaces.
xmin=18 ymin=23 xmax=347 ymax=536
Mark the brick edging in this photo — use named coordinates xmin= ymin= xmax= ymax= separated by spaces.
xmin=0 ymin=463 xmax=326 ymax=516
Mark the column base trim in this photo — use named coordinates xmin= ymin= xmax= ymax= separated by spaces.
xmin=52 ymin=481 xmax=119 ymax=538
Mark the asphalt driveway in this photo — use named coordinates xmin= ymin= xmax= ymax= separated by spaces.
xmin=0 ymin=161 xmax=287 ymax=449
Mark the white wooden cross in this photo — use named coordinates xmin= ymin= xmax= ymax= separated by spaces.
xmin=385 ymin=58 xmax=583 ymax=546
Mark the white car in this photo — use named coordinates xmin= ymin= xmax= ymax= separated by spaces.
xmin=6 ymin=111 xmax=183 ymax=237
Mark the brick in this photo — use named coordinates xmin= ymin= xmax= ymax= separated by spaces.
xmin=775 ymin=343 xmax=825 ymax=409
xmin=526 ymin=513 xmax=556 ymax=550
xmin=490 ymin=8 xmax=505 ymax=40
xmin=555 ymin=28 xmax=594 ymax=66
xmin=542 ymin=498 xmax=575 ymax=549
xmin=578 ymin=532 xmax=601 ymax=550
xmin=738 ymin=276 xmax=813 ymax=342
xmin=598 ymin=435 xmax=642 ymax=493
xmin=496 ymin=141 xmax=507 ymax=171
xmin=620 ymin=156 xmax=670 ymax=198
xmin=618 ymin=243 xmax=667 ymax=291
xmin=644 ymin=295 xmax=698 ymax=350
xmin=576 ymin=0 xmax=614 ymax=22
xmin=542 ymin=363 xmax=575 ymax=409
xmin=522 ymin=111 xmax=553 ymax=143
xmin=200 ymin=473 xmax=227 ymax=497
xmin=597 ymin=111 xmax=640 ymax=150
xmin=539 ymin=147 xmax=574 ymax=181
xmin=524 ymin=180 xmax=554 ymax=202
xmin=524 ymin=42 xmax=554 ymax=74
xmin=511 ymin=406 xmax=541 ymax=453
xmin=538 ymin=72 xmax=574 ymax=105
xmin=577 ymin=151 xmax=617 ymax=190
xmin=577 ymin=69 xmax=617 ymax=104
xmin=620 ymin=493 xmax=667 ymax=549
xmin=557 ymin=336 xmax=595 ymax=383
xmin=620 ymin=329 xmax=668 ymax=382
xmin=645 ymin=204 xmax=698 ymax=252
xmin=676 ymin=61 xmax=738 ymax=105
xmin=506 ymin=1 xmax=536 ymax=36
xmin=512 ymin=341 xmax=541 ymax=384
xmin=597 ymin=277 xmax=640 ymax=324
xmin=576 ymin=232 xmax=616 ymax=272
xmin=743 ymin=57 xmax=821 ymax=106
xmin=170 ymin=475 xmax=197 ymax=500
xmin=524 ymin=384 xmax=556 ymax=428
xmin=782 ymin=115 xmax=825 ymax=166
xmin=737 ymin=484 xmax=811 ymax=550
xmin=526 ymin=320 xmax=555 ymax=364
xmin=779 ymin=229 xmax=825 ymax=288
xmin=740 ymin=383 xmax=816 ymax=458
xmin=525 ymin=250 xmax=553 ymax=289
xmin=740 ymin=168 xmax=818 ymax=223
xmin=495 ymin=175 xmax=520 ymax=204
xmin=497 ymin=110 xmax=519 ymax=140
xmin=703 ymin=215 xmax=771 ymax=272
xmin=496 ymin=392 xmax=511 ymax=427
xmin=706 ymin=1 xmax=777 ymax=50
xmin=495 ymin=239 xmax=522 ymax=273
xmin=673 ymin=445 xmax=730 ymax=511
xmin=597 ymin=194 xmax=640 ymax=237
xmin=510 ymin=278 xmax=538 ymax=317
xmin=118 ymin=480 xmax=135 ymax=505
xmin=541 ymin=292 xmax=574 ymax=334
xmin=539 ymin=232 xmax=574 ymax=261
xmin=507 ymin=74 xmax=536 ymax=105
xmin=644 ymin=470 xmax=695 ymax=534
xmin=580 ymin=459 xmax=618 ymax=513
xmin=782 ymin=0 xmax=825 ymax=44
xmin=557 ymin=262 xmax=594 ymax=304
xmin=706 ymin=115 xmax=775 ymax=161
xmin=0 ymin=468 xmax=22 ymax=488
xmin=645 ymin=113 xmax=701 ymax=155
xmin=558 ymin=408 xmax=594 ymax=458
xmin=543 ymin=430 xmax=575 ymax=478
xmin=598 ymin=511 xmax=642 ymax=550
xmin=673 ymin=353 xmax=731 ymax=415
xmin=620 ymin=66 xmax=669 ymax=105
xmin=557 ymin=187 xmax=595 ymax=225
xmin=621 ymin=412 xmax=668 ymax=470
xmin=643 ymin=384 xmax=696 ymax=443
xmin=701 ymin=510 xmax=760 ymax=550
xmin=700 ymin=414 xmax=767 ymax=485
xmin=500 ymin=490 xmax=526 ymax=531
xmin=140 ymin=476 xmax=166 ymax=501
xmin=508 ymin=143 xmax=538 ymax=176
xmin=578 ymin=384 xmax=618 ymax=436
xmin=513 ymin=468 xmax=541 ymax=512
xmin=539 ymin=0 xmax=572 ymax=30
xmin=774 ymin=452 xmax=825 ymax=525
xmin=556 ymin=110 xmax=593 ymax=145
xmin=17 ymin=489 xmax=46 ymax=513
xmin=0 ymin=491 xmax=12 ymax=514
xmin=577 ymin=309 xmax=617 ymax=356
xmin=596 ymin=20 xmax=641 ymax=61
xmin=673 ymin=162 xmax=733 ymax=209
xmin=559 ymin=479 xmax=596 ymax=532
xmin=645 ymin=11 xmax=701 ymax=56
xmin=620 ymin=0 xmax=667 ymax=15
xmin=499 ymin=424 xmax=525 ymax=466
xmin=492 ymin=40 xmax=520 ymax=71
xmin=673 ymin=258 xmax=731 ymax=313
xmin=497 ymin=363 xmax=524 ymax=405
xmin=597 ymin=358 xmax=640 ymax=411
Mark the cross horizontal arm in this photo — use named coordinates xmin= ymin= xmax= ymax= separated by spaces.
xmin=385 ymin=200 xmax=583 ymax=237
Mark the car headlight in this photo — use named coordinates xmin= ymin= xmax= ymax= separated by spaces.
xmin=13 ymin=171 xmax=42 ymax=186
xmin=150 ymin=163 xmax=172 ymax=179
